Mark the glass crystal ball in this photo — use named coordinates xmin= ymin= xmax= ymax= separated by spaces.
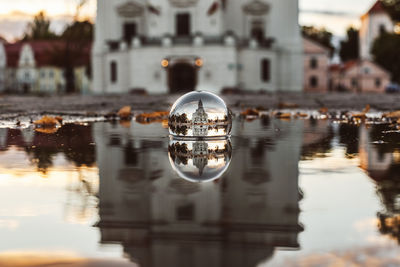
xmin=169 ymin=91 xmax=232 ymax=138
xmin=168 ymin=138 xmax=232 ymax=183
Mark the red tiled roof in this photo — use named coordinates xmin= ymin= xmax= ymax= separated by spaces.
xmin=329 ymin=60 xmax=359 ymax=72
xmin=367 ymin=0 xmax=386 ymax=14
xmin=4 ymin=42 xmax=23 ymax=68
xmin=5 ymin=40 xmax=91 ymax=68
xmin=329 ymin=64 xmax=341 ymax=72
xmin=342 ymin=60 xmax=358 ymax=70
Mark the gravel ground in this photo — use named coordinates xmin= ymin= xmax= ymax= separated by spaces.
xmin=0 ymin=92 xmax=399 ymax=119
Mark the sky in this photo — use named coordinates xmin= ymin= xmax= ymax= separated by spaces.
xmin=0 ymin=0 xmax=377 ymax=41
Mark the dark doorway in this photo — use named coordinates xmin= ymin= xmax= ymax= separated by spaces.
xmin=124 ymin=23 xmax=137 ymax=44
xmin=176 ymin=13 xmax=191 ymax=36
xmin=168 ymin=63 xmax=197 ymax=93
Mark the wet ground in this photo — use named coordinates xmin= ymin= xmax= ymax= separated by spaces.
xmin=0 ymin=92 xmax=400 ymax=119
xmin=0 ymin=114 xmax=400 ymax=266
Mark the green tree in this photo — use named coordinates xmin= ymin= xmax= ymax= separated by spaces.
xmin=371 ymin=32 xmax=400 ymax=82
xmin=302 ymin=26 xmax=335 ymax=57
xmin=22 ymin=11 xmax=58 ymax=40
xmin=339 ymin=27 xmax=359 ymax=62
xmin=381 ymin=0 xmax=400 ymax=23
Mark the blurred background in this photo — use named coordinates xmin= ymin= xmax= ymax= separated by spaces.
xmin=0 ymin=0 xmax=399 ymax=95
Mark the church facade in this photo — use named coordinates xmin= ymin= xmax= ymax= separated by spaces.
xmin=92 ymin=0 xmax=303 ymax=94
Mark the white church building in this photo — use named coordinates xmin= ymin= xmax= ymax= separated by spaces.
xmin=92 ymin=0 xmax=303 ymax=94
xmin=359 ymin=0 xmax=394 ymax=60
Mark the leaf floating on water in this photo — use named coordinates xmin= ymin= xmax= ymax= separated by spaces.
xmin=136 ymin=111 xmax=169 ymax=124
xmin=117 ymin=106 xmax=132 ymax=120
xmin=278 ymin=102 xmax=299 ymax=109
xmin=34 ymin=116 xmax=60 ymax=127
xmin=275 ymin=112 xmax=292 ymax=120
xmin=240 ymin=108 xmax=259 ymax=117
xmin=319 ymin=107 xmax=328 ymax=114
xmin=383 ymin=110 xmax=400 ymax=119
xmin=362 ymin=104 xmax=371 ymax=114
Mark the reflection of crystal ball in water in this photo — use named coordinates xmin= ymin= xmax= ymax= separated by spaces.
xmin=168 ymin=139 xmax=232 ymax=183
xmin=169 ymin=91 xmax=232 ymax=138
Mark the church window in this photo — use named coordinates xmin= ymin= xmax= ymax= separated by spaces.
xmin=110 ymin=61 xmax=117 ymax=83
xmin=310 ymin=76 xmax=318 ymax=87
xmin=351 ymin=78 xmax=358 ymax=87
xmin=310 ymin=57 xmax=318 ymax=69
xmin=251 ymin=20 xmax=264 ymax=42
xmin=176 ymin=13 xmax=191 ymax=36
xmin=124 ymin=23 xmax=137 ymax=43
xmin=375 ymin=78 xmax=381 ymax=88
xmin=261 ymin=59 xmax=270 ymax=82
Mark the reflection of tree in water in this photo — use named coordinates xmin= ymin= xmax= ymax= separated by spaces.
xmin=169 ymin=124 xmax=189 ymax=136
xmin=59 ymin=124 xmax=95 ymax=167
xmin=376 ymin=164 xmax=400 ymax=244
xmin=169 ymin=142 xmax=189 ymax=165
xmin=338 ymin=123 xmax=359 ymax=158
xmin=25 ymin=124 xmax=95 ymax=173
xmin=370 ymin=123 xmax=400 ymax=158
xmin=301 ymin=125 xmax=334 ymax=160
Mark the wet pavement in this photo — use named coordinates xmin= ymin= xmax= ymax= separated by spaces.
xmin=0 ymin=116 xmax=400 ymax=266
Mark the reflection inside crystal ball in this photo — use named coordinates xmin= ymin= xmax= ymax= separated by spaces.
xmin=168 ymin=91 xmax=232 ymax=138
xmin=168 ymin=138 xmax=232 ymax=183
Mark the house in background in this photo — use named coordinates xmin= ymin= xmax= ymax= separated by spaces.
xmin=303 ymin=37 xmax=330 ymax=92
xmin=359 ymin=0 xmax=394 ymax=60
xmin=4 ymin=41 xmax=91 ymax=94
xmin=92 ymin=0 xmax=303 ymax=94
xmin=329 ymin=59 xmax=390 ymax=93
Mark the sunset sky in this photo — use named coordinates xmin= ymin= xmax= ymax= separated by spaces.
xmin=0 ymin=0 xmax=377 ymax=41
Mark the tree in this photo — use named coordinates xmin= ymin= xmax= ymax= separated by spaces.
xmin=56 ymin=0 xmax=92 ymax=93
xmin=339 ymin=27 xmax=359 ymax=62
xmin=22 ymin=11 xmax=58 ymax=40
xmin=381 ymin=0 xmax=400 ymax=23
xmin=302 ymin=26 xmax=335 ymax=57
xmin=371 ymin=32 xmax=400 ymax=82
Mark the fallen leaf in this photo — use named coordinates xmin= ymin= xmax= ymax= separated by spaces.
xmin=319 ymin=107 xmax=328 ymax=114
xmin=241 ymin=108 xmax=259 ymax=117
xmin=275 ymin=112 xmax=291 ymax=119
xmin=362 ymin=104 xmax=370 ymax=114
xmin=136 ymin=111 xmax=169 ymax=124
xmin=383 ymin=110 xmax=400 ymax=119
xmin=118 ymin=106 xmax=132 ymax=119
xmin=278 ymin=102 xmax=299 ymax=109
xmin=34 ymin=116 xmax=60 ymax=127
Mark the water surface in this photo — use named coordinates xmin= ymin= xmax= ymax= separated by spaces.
xmin=0 ymin=117 xmax=399 ymax=266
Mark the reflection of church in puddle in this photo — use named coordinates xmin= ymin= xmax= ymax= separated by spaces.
xmin=192 ymin=141 xmax=208 ymax=175
xmin=93 ymin=119 xmax=304 ymax=267
xmin=192 ymin=99 xmax=208 ymax=136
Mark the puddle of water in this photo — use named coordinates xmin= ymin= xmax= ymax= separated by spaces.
xmin=0 ymin=118 xmax=399 ymax=266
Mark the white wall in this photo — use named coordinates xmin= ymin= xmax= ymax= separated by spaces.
xmin=360 ymin=13 xmax=394 ymax=60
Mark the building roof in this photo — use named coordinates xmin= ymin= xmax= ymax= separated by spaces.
xmin=303 ymin=36 xmax=331 ymax=55
xmin=362 ymin=0 xmax=387 ymax=18
xmin=5 ymin=40 xmax=91 ymax=68
xmin=4 ymin=42 xmax=24 ymax=68
xmin=329 ymin=59 xmax=391 ymax=76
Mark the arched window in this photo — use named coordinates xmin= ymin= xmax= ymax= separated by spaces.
xmin=261 ymin=59 xmax=270 ymax=82
xmin=310 ymin=76 xmax=318 ymax=88
xmin=110 ymin=61 xmax=117 ymax=83
xmin=310 ymin=57 xmax=318 ymax=69
xmin=251 ymin=20 xmax=265 ymax=42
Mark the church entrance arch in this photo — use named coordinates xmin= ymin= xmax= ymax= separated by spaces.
xmin=168 ymin=62 xmax=197 ymax=93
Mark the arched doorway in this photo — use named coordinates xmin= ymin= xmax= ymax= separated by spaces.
xmin=168 ymin=63 xmax=197 ymax=93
